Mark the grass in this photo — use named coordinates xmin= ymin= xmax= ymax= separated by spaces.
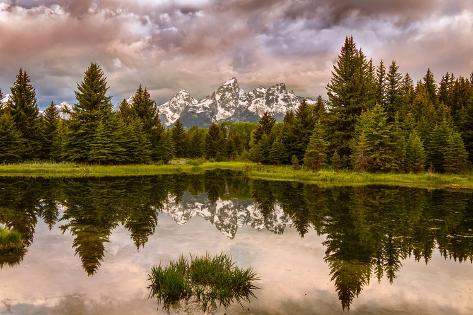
xmin=0 ymin=227 xmax=26 ymax=268
xmin=0 ymin=161 xmax=472 ymax=189
xmin=148 ymin=253 xmax=258 ymax=312
xmin=0 ymin=227 xmax=22 ymax=245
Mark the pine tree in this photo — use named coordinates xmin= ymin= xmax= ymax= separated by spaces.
xmin=40 ymin=102 xmax=60 ymax=160
xmin=156 ymin=131 xmax=174 ymax=163
xmin=385 ymin=61 xmax=403 ymax=122
xmin=171 ymin=119 xmax=186 ymax=158
xmin=375 ymin=60 xmax=387 ymax=106
xmin=65 ymin=63 xmax=113 ymax=162
xmin=252 ymin=112 xmax=275 ymax=145
xmin=269 ymin=137 xmax=287 ymax=165
xmin=205 ymin=123 xmax=224 ymax=160
xmin=123 ymin=118 xmax=152 ymax=163
xmin=129 ymin=85 xmax=163 ymax=159
xmin=423 ymin=68 xmax=438 ymax=105
xmin=326 ymin=36 xmax=372 ymax=165
xmin=444 ymin=131 xmax=468 ymax=173
xmin=331 ymin=151 xmax=342 ymax=170
xmin=282 ymin=99 xmax=315 ymax=162
xmin=352 ymin=131 xmax=370 ymax=172
xmin=351 ymin=104 xmax=397 ymax=172
xmin=118 ymin=98 xmax=133 ymax=122
xmin=303 ymin=122 xmax=327 ymax=171
xmin=425 ymin=120 xmax=450 ymax=173
xmin=7 ymin=69 xmax=40 ymax=159
xmin=406 ymin=131 xmax=425 ymax=173
xmin=0 ymin=113 xmax=22 ymax=163
xmin=88 ymin=120 xmax=115 ymax=164
xmin=186 ymin=126 xmax=206 ymax=158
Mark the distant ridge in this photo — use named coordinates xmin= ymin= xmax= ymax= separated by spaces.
xmin=158 ymin=77 xmax=313 ymax=127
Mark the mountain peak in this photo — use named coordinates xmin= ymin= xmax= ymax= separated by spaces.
xmin=223 ymin=77 xmax=238 ymax=86
xmin=159 ymin=78 xmax=307 ymax=127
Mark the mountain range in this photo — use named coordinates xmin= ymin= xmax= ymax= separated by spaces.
xmin=161 ymin=192 xmax=291 ymax=239
xmin=1 ymin=78 xmax=312 ymax=128
xmin=158 ymin=77 xmax=312 ymax=127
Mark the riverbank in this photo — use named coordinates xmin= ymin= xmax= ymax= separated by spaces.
xmin=0 ymin=161 xmax=472 ymax=190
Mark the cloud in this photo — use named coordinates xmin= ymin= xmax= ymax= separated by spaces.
xmin=0 ymin=0 xmax=472 ymax=107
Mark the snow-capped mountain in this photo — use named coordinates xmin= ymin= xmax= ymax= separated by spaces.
xmin=1 ymin=93 xmax=10 ymax=107
xmin=161 ymin=192 xmax=291 ymax=239
xmin=159 ymin=78 xmax=311 ymax=127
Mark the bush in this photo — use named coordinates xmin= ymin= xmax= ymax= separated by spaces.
xmin=0 ymin=227 xmax=26 ymax=267
xmin=148 ymin=253 xmax=259 ymax=313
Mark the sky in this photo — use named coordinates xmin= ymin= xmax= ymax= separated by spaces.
xmin=1 ymin=0 xmax=473 ymax=107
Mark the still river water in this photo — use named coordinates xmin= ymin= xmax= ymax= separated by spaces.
xmin=0 ymin=171 xmax=472 ymax=314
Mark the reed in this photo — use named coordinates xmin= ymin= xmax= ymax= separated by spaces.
xmin=148 ymin=253 xmax=259 ymax=312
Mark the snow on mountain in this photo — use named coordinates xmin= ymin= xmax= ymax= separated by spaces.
xmin=158 ymin=78 xmax=311 ymax=127
xmin=1 ymin=93 xmax=10 ymax=108
xmin=38 ymin=101 xmax=72 ymax=119
xmin=161 ymin=193 xmax=291 ymax=239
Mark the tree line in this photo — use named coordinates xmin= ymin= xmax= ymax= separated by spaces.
xmin=0 ymin=36 xmax=472 ymax=173
xmin=249 ymin=36 xmax=472 ymax=173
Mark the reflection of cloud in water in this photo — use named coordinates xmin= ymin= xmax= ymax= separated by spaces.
xmin=1 ymin=216 xmax=473 ymax=314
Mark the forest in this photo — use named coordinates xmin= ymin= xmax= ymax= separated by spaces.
xmin=0 ymin=36 xmax=472 ymax=174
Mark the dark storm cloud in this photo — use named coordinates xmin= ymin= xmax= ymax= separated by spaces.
xmin=0 ymin=0 xmax=472 ymax=107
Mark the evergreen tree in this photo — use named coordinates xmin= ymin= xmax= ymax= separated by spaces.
xmin=352 ymin=131 xmax=369 ymax=172
xmin=118 ymin=98 xmax=133 ymax=122
xmin=129 ymin=85 xmax=163 ymax=159
xmin=326 ymin=36 xmax=372 ymax=165
xmin=444 ymin=131 xmax=468 ymax=173
xmin=351 ymin=104 xmax=397 ymax=172
xmin=385 ymin=61 xmax=403 ymax=122
xmin=462 ymin=95 xmax=473 ymax=162
xmin=406 ymin=131 xmax=425 ymax=173
xmin=269 ymin=137 xmax=287 ymax=165
xmin=40 ymin=102 xmax=60 ymax=160
xmin=331 ymin=151 xmax=343 ymax=170
xmin=117 ymin=117 xmax=151 ymax=163
xmin=282 ymin=99 xmax=315 ymax=162
xmin=425 ymin=120 xmax=450 ymax=173
xmin=186 ymin=126 xmax=206 ymax=158
xmin=205 ymin=123 xmax=224 ymax=160
xmin=171 ymin=119 xmax=186 ymax=158
xmin=423 ymin=68 xmax=438 ymax=104
xmin=258 ymin=134 xmax=273 ymax=164
xmin=252 ymin=112 xmax=275 ymax=145
xmin=88 ymin=120 xmax=116 ymax=164
xmin=65 ymin=63 xmax=113 ymax=162
xmin=375 ymin=60 xmax=387 ymax=106
xmin=7 ymin=69 xmax=40 ymax=159
xmin=303 ymin=122 xmax=327 ymax=171
xmin=0 ymin=113 xmax=22 ymax=163
xmin=156 ymin=131 xmax=174 ymax=163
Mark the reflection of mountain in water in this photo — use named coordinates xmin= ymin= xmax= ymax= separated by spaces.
xmin=0 ymin=172 xmax=472 ymax=309
xmin=162 ymin=192 xmax=291 ymax=238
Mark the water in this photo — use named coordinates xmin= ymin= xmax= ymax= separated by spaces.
xmin=0 ymin=171 xmax=472 ymax=314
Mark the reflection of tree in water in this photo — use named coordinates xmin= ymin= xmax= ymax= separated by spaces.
xmin=0 ymin=174 xmax=473 ymax=308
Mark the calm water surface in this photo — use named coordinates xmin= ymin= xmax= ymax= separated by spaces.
xmin=0 ymin=171 xmax=473 ymax=314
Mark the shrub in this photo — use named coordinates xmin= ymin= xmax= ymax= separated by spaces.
xmin=148 ymin=253 xmax=259 ymax=313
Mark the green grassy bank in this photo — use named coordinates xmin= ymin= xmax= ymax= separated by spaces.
xmin=0 ymin=161 xmax=472 ymax=190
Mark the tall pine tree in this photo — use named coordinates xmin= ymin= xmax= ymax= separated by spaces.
xmin=7 ymin=69 xmax=40 ymax=159
xmin=326 ymin=36 xmax=372 ymax=166
xmin=65 ymin=63 xmax=113 ymax=162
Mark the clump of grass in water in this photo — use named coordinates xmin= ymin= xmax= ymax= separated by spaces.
xmin=148 ymin=253 xmax=259 ymax=313
xmin=0 ymin=227 xmax=26 ymax=267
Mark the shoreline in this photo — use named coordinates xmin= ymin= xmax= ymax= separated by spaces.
xmin=0 ymin=161 xmax=471 ymax=190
